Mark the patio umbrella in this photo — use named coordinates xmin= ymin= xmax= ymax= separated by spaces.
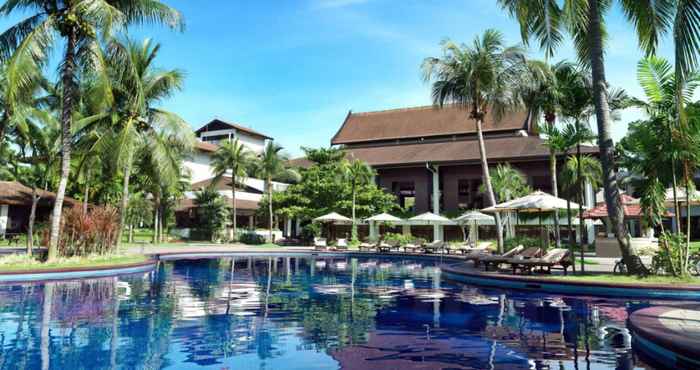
xmin=313 ymin=212 xmax=352 ymax=240
xmin=365 ymin=213 xmax=403 ymax=240
xmin=454 ymin=210 xmax=494 ymax=245
xmin=482 ymin=191 xmax=580 ymax=249
xmin=408 ymin=212 xmax=453 ymax=241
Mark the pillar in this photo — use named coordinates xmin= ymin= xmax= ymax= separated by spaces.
xmin=585 ymin=181 xmax=595 ymax=243
xmin=402 ymin=224 xmax=411 ymax=236
xmin=295 ymin=219 xmax=301 ymax=237
xmin=433 ymin=224 xmax=443 ymax=241
xmin=369 ymin=221 xmax=378 ymax=241
xmin=285 ymin=218 xmax=292 ymax=237
xmin=248 ymin=215 xmax=254 ymax=229
xmin=0 ymin=205 xmax=8 ymax=238
xmin=430 ymin=165 xmax=440 ymax=214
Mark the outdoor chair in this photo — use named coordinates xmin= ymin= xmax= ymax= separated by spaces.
xmin=334 ymin=238 xmax=349 ymax=251
xmin=423 ymin=240 xmax=446 ymax=254
xmin=446 ymin=242 xmax=471 ymax=254
xmin=475 ymin=245 xmax=525 ymax=271
xmin=377 ymin=240 xmax=400 ymax=253
xmin=402 ymin=242 xmax=424 ymax=254
xmin=508 ymin=248 xmax=572 ymax=275
xmin=358 ymin=241 xmax=378 ymax=252
xmin=314 ymin=237 xmax=328 ymax=251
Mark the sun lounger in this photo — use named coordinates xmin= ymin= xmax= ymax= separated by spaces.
xmin=423 ymin=240 xmax=446 ymax=254
xmin=446 ymin=242 xmax=474 ymax=254
xmin=508 ymin=248 xmax=573 ymax=275
xmin=334 ymin=238 xmax=349 ymax=251
xmin=377 ymin=240 xmax=400 ymax=253
xmin=314 ymin=237 xmax=328 ymax=251
xmin=402 ymin=243 xmax=424 ymax=253
xmin=475 ymin=245 xmax=525 ymax=271
xmin=358 ymin=242 xmax=377 ymax=252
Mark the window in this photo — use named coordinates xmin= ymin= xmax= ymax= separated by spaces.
xmin=457 ymin=179 xmax=483 ymax=209
xmin=392 ymin=181 xmax=415 ymax=212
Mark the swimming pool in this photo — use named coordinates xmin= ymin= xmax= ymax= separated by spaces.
xmin=0 ymin=255 xmax=685 ymax=369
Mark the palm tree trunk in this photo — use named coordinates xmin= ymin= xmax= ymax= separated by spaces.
xmin=231 ymin=182 xmax=237 ymax=241
xmin=577 ymin=143 xmax=585 ymax=273
xmin=567 ymin=196 xmax=575 ymax=273
xmin=83 ymin=167 xmax=90 ymax=214
xmin=27 ymin=187 xmax=39 ymax=256
xmin=685 ymin=171 xmax=692 ymax=274
xmin=47 ymin=28 xmax=78 ymax=262
xmin=549 ymin=149 xmax=561 ymax=248
xmin=117 ymin=158 xmax=133 ymax=249
xmin=475 ymin=116 xmax=504 ymax=253
xmin=152 ymin=199 xmax=159 ymax=244
xmin=40 ymin=283 xmax=54 ymax=370
xmin=587 ymin=0 xmax=640 ymax=274
xmin=268 ymin=178 xmax=274 ymax=243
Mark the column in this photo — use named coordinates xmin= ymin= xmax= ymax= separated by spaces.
xmin=248 ymin=215 xmax=254 ymax=229
xmin=585 ymin=181 xmax=595 ymax=243
xmin=431 ymin=165 xmax=440 ymax=214
xmin=285 ymin=218 xmax=292 ymax=237
xmin=402 ymin=224 xmax=411 ymax=236
xmin=434 ymin=224 xmax=443 ymax=241
xmin=0 ymin=205 xmax=8 ymax=238
xmin=369 ymin=221 xmax=378 ymax=241
xmin=295 ymin=219 xmax=301 ymax=237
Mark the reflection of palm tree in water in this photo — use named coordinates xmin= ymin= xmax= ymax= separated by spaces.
xmin=41 ymin=282 xmax=54 ymax=370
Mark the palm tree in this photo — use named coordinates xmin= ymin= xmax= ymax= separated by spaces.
xmin=562 ymin=155 xmax=602 ymax=272
xmin=485 ymin=164 xmax=531 ymax=239
xmin=211 ymin=139 xmax=253 ymax=240
xmin=342 ymin=158 xmax=375 ymax=242
xmin=0 ymin=0 xmax=183 ymax=261
xmin=422 ymin=29 xmax=527 ymax=253
xmin=255 ymin=142 xmax=299 ymax=242
xmin=498 ymin=0 xmax=700 ymax=274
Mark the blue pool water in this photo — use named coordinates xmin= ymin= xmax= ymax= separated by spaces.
xmin=0 ymin=255 xmax=686 ymax=369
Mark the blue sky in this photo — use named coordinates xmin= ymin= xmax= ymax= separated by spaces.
xmin=1 ymin=0 xmax=678 ymax=157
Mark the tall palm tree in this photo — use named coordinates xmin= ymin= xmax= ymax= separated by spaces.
xmin=211 ymin=139 xmax=253 ymax=240
xmin=342 ymin=158 xmax=375 ymax=242
xmin=0 ymin=0 xmax=183 ymax=261
xmin=485 ymin=164 xmax=531 ymax=238
xmin=563 ymin=155 xmax=602 ymax=272
xmin=422 ymin=29 xmax=527 ymax=253
xmin=83 ymin=38 xmax=193 ymax=248
xmin=255 ymin=142 xmax=299 ymax=242
xmin=498 ymin=0 xmax=700 ymax=274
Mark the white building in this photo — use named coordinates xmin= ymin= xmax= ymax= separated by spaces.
xmin=177 ymin=119 xmax=290 ymax=239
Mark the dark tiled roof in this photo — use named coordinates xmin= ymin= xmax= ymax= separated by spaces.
xmin=286 ymin=157 xmax=313 ymax=169
xmin=331 ymin=105 xmax=529 ymax=145
xmin=195 ymin=118 xmax=272 ymax=140
xmin=190 ymin=176 xmax=262 ymax=194
xmin=0 ymin=181 xmax=79 ymax=206
xmin=344 ymin=136 xmax=598 ymax=167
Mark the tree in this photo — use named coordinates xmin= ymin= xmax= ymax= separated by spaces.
xmin=562 ymin=154 xmax=602 ymax=272
xmin=211 ymin=139 xmax=253 ymax=240
xmin=484 ymin=164 xmax=531 ymax=239
xmin=341 ymin=159 xmax=375 ymax=242
xmin=422 ymin=29 xmax=527 ymax=253
xmin=193 ymin=187 xmax=228 ymax=242
xmin=0 ymin=0 xmax=184 ymax=261
xmin=498 ymin=0 xmax=700 ymax=275
xmin=254 ymin=142 xmax=299 ymax=242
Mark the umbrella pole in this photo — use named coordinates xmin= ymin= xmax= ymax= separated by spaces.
xmin=539 ymin=211 xmax=544 ymax=250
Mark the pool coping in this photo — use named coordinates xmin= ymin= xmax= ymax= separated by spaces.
xmin=0 ymin=259 xmax=157 ymax=283
xmin=628 ymin=306 xmax=700 ymax=368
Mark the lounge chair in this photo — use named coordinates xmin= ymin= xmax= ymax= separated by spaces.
xmin=358 ymin=241 xmax=378 ymax=252
xmin=423 ymin=240 xmax=446 ymax=254
xmin=377 ymin=240 xmax=400 ymax=253
xmin=446 ymin=242 xmax=473 ymax=254
xmin=314 ymin=237 xmax=328 ymax=251
xmin=334 ymin=238 xmax=349 ymax=251
xmin=475 ymin=245 xmax=525 ymax=271
xmin=508 ymin=248 xmax=573 ymax=275
xmin=402 ymin=242 xmax=424 ymax=253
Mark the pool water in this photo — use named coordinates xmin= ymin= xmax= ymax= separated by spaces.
xmin=0 ymin=255 xmax=685 ymax=369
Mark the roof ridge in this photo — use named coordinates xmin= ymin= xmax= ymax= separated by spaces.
xmin=349 ymin=104 xmax=460 ymax=117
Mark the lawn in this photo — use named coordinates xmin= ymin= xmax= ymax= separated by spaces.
xmin=552 ymin=273 xmax=700 ymax=285
xmin=0 ymin=253 xmax=149 ymax=272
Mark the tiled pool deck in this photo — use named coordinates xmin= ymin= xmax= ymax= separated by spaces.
xmin=629 ymin=306 xmax=700 ymax=368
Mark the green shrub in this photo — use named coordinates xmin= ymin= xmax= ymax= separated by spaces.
xmin=382 ymin=233 xmax=425 ymax=245
xmin=300 ymin=223 xmax=320 ymax=243
xmin=504 ymin=235 xmax=546 ymax=251
xmin=239 ymin=231 xmax=265 ymax=245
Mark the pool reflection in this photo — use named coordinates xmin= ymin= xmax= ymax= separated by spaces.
xmin=0 ymin=256 xmax=679 ymax=369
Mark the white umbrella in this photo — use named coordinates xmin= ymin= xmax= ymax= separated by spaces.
xmin=664 ymin=187 xmax=700 ymax=205
xmin=366 ymin=213 xmax=403 ymax=241
xmin=314 ymin=212 xmax=352 ymax=223
xmin=314 ymin=212 xmax=351 ymax=240
xmin=454 ymin=210 xmax=494 ymax=245
xmin=408 ymin=212 xmax=453 ymax=241
xmin=366 ymin=213 xmax=403 ymax=222
xmin=481 ymin=191 xmax=580 ymax=213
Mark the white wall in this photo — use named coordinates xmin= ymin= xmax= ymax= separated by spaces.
xmin=0 ymin=205 xmax=8 ymax=237
xmin=183 ymin=152 xmax=216 ymax=183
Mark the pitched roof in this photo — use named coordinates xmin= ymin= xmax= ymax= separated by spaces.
xmin=190 ymin=176 xmax=262 ymax=194
xmin=0 ymin=181 xmax=80 ymax=207
xmin=331 ymin=105 xmax=529 ymax=145
xmin=286 ymin=157 xmax=314 ymax=169
xmin=582 ymin=194 xmax=645 ymax=219
xmin=343 ymin=135 xmax=598 ymax=167
xmin=195 ymin=118 xmax=272 ymax=140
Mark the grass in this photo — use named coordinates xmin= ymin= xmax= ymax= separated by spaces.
xmin=0 ymin=253 xmax=149 ymax=272
xmin=552 ymin=273 xmax=700 ymax=285
xmin=574 ymin=258 xmax=598 ymax=265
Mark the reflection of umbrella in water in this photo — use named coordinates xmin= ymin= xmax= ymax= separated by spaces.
xmin=313 ymin=284 xmax=351 ymax=295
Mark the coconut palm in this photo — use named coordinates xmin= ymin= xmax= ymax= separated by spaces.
xmin=484 ymin=164 xmax=531 ymax=239
xmin=255 ymin=142 xmax=299 ymax=242
xmin=562 ymin=155 xmax=602 ymax=272
xmin=498 ymin=0 xmax=700 ymax=274
xmin=0 ymin=0 xmax=183 ymax=260
xmin=422 ymin=29 xmax=527 ymax=253
xmin=211 ymin=139 xmax=253 ymax=240
xmin=342 ymin=158 xmax=375 ymax=242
